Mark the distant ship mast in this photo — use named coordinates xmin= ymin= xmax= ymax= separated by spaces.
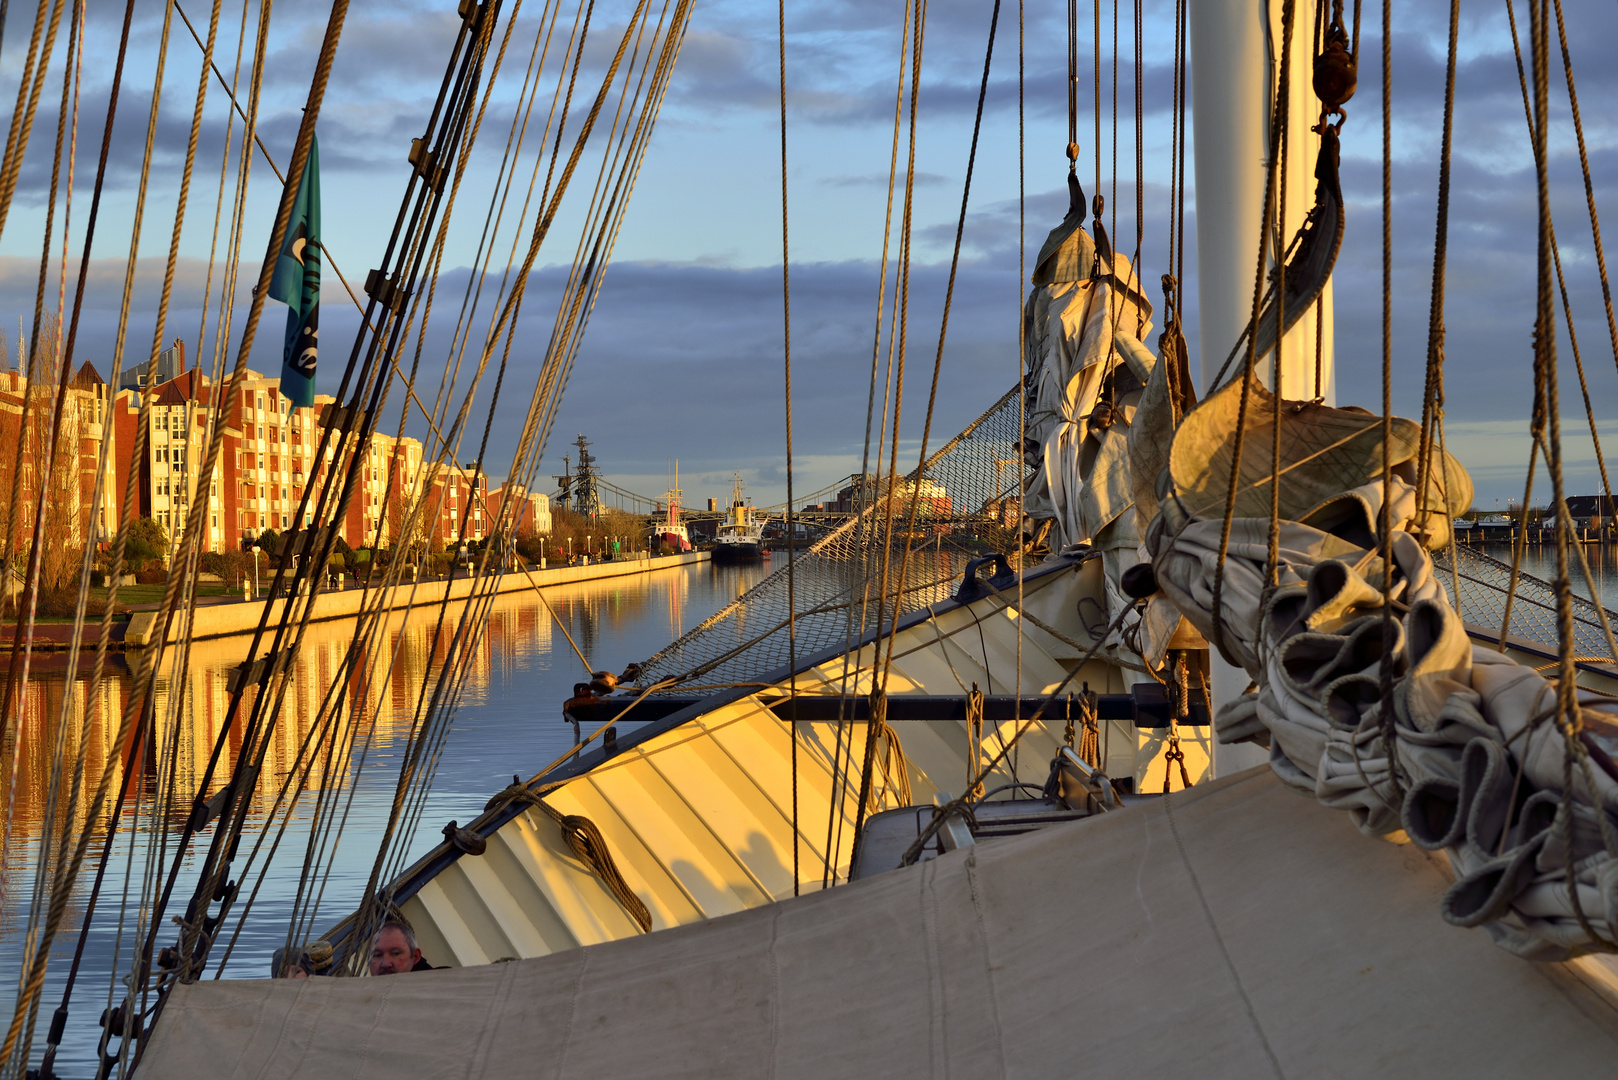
xmin=662 ymin=460 xmax=683 ymax=529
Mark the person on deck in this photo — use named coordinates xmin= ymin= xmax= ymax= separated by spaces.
xmin=369 ymin=920 xmax=436 ymax=974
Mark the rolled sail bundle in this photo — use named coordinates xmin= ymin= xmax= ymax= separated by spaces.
xmin=1146 ymin=377 xmax=1618 ymax=960
xmin=1022 ymin=174 xmax=1173 ymax=669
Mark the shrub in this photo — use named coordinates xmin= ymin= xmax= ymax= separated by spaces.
xmin=125 ymin=517 xmax=168 ymax=564
xmin=34 ymin=588 xmax=108 ymax=619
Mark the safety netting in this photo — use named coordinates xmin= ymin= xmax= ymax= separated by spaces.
xmin=1435 ymin=545 xmax=1618 ymax=661
xmin=634 ymin=386 xmax=1026 ymax=690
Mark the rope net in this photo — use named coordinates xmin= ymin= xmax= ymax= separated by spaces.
xmin=635 ymin=385 xmax=1026 ymax=690
xmin=1435 ymin=545 xmax=1618 ymax=661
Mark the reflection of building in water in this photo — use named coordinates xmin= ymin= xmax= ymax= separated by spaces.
xmin=0 ymin=570 xmax=724 ymax=903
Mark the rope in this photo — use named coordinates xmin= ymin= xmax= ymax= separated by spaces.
xmin=25 ymin=0 xmax=139 ymax=1053
xmin=1544 ymin=0 xmax=1615 ymax=521
xmin=776 ymin=0 xmax=799 ymax=898
xmin=877 ymin=0 xmax=999 ymax=698
xmin=1077 ymin=690 xmax=1100 ymax=769
xmin=3 ymin=1 xmax=84 ymax=1066
xmin=1375 ymin=0 xmax=1403 ymax=799
xmin=1014 ymin=0 xmax=1026 ymax=842
xmin=1208 ymin=0 xmax=1290 ymax=663
xmin=1548 ymin=0 xmax=1618 ymax=397
xmin=865 ymin=0 xmax=927 ymax=689
xmin=1415 ymin=0 xmax=1460 ymax=523
xmin=828 ymin=19 xmax=916 ymax=883
xmin=0 ymin=0 xmax=67 ymax=247
xmin=485 ymin=784 xmax=652 ymax=931
xmin=1526 ymin=0 xmax=1614 ymax=950
xmin=132 ymin=0 xmax=351 ymax=1029
xmin=897 ymin=601 xmax=1134 ymax=867
xmin=1264 ymin=0 xmax=1298 ymax=599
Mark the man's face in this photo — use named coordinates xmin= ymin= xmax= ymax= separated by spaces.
xmin=369 ymin=927 xmax=420 ymax=976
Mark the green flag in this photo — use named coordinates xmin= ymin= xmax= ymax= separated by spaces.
xmin=270 ymin=134 xmax=320 ymax=408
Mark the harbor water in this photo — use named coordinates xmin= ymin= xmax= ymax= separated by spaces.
xmin=0 ymin=555 xmax=775 ymax=1076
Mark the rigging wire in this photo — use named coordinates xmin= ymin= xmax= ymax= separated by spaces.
xmin=0 ymin=0 xmax=68 ymax=249
xmin=871 ymin=0 xmax=1003 ymax=822
xmin=1375 ymin=0 xmax=1404 ymax=801
xmin=854 ymin=0 xmax=929 ymax=857
xmin=823 ymin=0 xmax=916 ymax=889
xmin=0 ymin=0 xmax=202 ymax=1064
xmin=777 ymin=0 xmax=800 ymax=896
xmin=369 ymin=0 xmax=689 ymax=923
xmin=5 ymin=0 xmax=83 ymax=1069
xmin=1206 ymin=0 xmax=1291 ymax=667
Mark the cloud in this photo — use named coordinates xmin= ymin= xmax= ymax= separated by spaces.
xmin=819 ymin=171 xmax=945 ymax=188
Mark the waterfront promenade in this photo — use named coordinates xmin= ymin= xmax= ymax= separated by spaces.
xmin=4 ymin=552 xmax=710 ymax=650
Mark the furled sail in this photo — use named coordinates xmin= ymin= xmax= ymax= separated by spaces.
xmin=1149 ymin=378 xmax=1618 ymax=960
xmin=1022 ymin=175 xmax=1161 ymax=667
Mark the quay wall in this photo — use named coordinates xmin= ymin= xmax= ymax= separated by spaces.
xmin=124 ymin=551 xmax=710 ymax=647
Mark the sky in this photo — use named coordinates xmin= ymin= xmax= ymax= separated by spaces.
xmin=0 ymin=0 xmax=1615 ymax=512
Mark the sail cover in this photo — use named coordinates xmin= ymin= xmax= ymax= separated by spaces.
xmin=140 ymin=768 xmax=1618 ymax=1078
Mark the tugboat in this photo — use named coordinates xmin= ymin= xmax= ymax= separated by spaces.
xmin=649 ymin=462 xmax=692 ymax=553
xmin=712 ymin=474 xmax=766 ymax=562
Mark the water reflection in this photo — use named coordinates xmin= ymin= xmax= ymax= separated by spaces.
xmin=0 ymin=554 xmax=775 ymax=1077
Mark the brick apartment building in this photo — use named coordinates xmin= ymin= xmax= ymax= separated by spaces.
xmin=0 ymin=356 xmax=555 ymax=560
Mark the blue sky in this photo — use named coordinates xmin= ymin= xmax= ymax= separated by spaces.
xmin=0 ymin=0 xmax=1615 ymax=511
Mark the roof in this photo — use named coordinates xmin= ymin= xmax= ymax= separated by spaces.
xmin=71 ymin=361 xmax=103 ymax=388
xmin=1565 ymin=495 xmax=1616 ymax=515
xmin=150 ymin=368 xmax=210 ymax=404
xmin=155 ymin=380 xmax=191 ymax=406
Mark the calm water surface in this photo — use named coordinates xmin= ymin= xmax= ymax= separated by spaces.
xmin=0 ymin=555 xmax=776 ymax=1077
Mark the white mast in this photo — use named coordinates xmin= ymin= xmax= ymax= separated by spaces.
xmin=1191 ymin=0 xmax=1334 ymax=774
xmin=1191 ymin=0 xmax=1334 ymax=402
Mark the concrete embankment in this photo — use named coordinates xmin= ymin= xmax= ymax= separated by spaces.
xmin=120 ymin=551 xmax=710 ymax=647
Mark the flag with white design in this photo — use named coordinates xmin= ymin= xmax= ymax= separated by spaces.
xmin=270 ymin=134 xmax=320 ymax=408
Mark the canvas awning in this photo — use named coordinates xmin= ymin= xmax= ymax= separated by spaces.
xmin=140 ymin=767 xmax=1618 ymax=1078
